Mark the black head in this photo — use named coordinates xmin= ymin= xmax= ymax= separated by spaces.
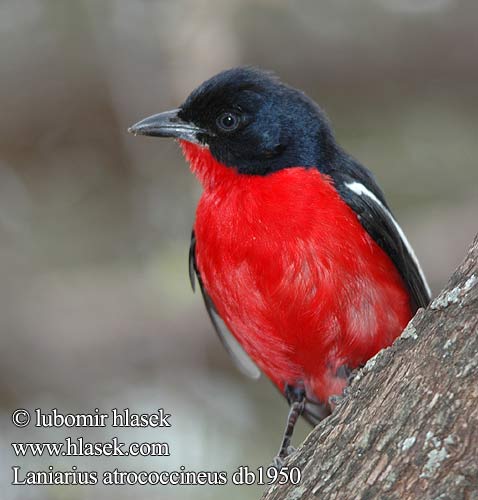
xmin=129 ymin=67 xmax=338 ymax=175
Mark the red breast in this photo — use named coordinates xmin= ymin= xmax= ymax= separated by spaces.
xmin=181 ymin=140 xmax=412 ymax=403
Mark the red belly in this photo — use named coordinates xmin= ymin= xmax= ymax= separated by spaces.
xmin=185 ymin=142 xmax=412 ymax=403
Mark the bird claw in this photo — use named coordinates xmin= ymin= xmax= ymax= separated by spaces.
xmin=347 ymin=368 xmax=360 ymax=384
xmin=271 ymin=442 xmax=297 ymax=470
xmin=271 ymin=455 xmax=285 ymax=470
xmin=328 ymin=394 xmax=343 ymax=411
xmin=328 ymin=367 xmax=362 ymax=411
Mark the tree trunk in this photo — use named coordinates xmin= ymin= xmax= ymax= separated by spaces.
xmin=262 ymin=234 xmax=478 ymax=500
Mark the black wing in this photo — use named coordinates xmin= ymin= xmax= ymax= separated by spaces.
xmin=189 ymin=231 xmax=261 ymax=379
xmin=321 ymin=155 xmax=431 ymax=310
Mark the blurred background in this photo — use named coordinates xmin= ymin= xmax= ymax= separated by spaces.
xmin=0 ymin=0 xmax=476 ymax=499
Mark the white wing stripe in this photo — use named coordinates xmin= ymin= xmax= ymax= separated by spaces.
xmin=345 ymin=181 xmax=431 ymax=298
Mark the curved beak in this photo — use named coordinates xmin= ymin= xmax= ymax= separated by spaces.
xmin=128 ymin=109 xmax=206 ymax=144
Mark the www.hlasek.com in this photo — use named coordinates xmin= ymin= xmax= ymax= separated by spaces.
xmin=10 ymin=408 xmax=301 ymax=486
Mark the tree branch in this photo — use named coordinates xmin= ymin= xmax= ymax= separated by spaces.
xmin=262 ymin=234 xmax=478 ymax=500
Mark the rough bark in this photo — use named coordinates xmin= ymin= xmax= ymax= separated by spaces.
xmin=262 ymin=234 xmax=478 ymax=500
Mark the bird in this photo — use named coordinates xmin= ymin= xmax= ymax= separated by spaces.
xmin=128 ymin=66 xmax=431 ymax=465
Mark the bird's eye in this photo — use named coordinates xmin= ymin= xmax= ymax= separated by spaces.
xmin=216 ymin=112 xmax=240 ymax=132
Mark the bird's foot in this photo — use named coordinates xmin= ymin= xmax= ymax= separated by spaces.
xmin=328 ymin=394 xmax=344 ymax=411
xmin=271 ymin=454 xmax=285 ymax=470
xmin=271 ymin=446 xmax=297 ymax=470
xmin=328 ymin=366 xmax=363 ymax=411
xmin=347 ymin=367 xmax=361 ymax=384
xmin=273 ymin=384 xmax=306 ymax=468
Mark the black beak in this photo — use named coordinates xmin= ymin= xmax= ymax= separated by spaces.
xmin=128 ymin=109 xmax=206 ymax=144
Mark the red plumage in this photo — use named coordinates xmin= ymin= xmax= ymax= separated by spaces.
xmin=181 ymin=140 xmax=412 ymax=404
